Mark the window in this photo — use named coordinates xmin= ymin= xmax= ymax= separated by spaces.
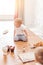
xmin=0 ymin=0 xmax=15 ymax=20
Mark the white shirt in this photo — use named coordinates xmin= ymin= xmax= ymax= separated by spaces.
xmin=35 ymin=63 xmax=42 ymax=65
xmin=14 ymin=24 xmax=26 ymax=36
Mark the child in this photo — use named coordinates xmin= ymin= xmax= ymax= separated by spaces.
xmin=35 ymin=47 xmax=43 ymax=65
xmin=14 ymin=18 xmax=29 ymax=42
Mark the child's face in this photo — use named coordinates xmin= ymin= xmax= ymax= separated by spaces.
xmin=35 ymin=47 xmax=43 ymax=64
xmin=35 ymin=55 xmax=43 ymax=64
xmin=14 ymin=21 xmax=22 ymax=27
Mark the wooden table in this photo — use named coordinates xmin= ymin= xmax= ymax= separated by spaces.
xmin=0 ymin=30 xmax=43 ymax=65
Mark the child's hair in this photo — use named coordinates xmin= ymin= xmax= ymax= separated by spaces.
xmin=14 ymin=18 xmax=23 ymax=24
xmin=35 ymin=47 xmax=43 ymax=64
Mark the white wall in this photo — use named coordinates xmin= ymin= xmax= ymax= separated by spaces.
xmin=24 ymin=0 xmax=43 ymax=38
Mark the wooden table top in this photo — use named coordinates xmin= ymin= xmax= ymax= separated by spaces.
xmin=0 ymin=30 xmax=43 ymax=65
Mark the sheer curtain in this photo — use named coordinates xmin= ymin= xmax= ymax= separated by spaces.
xmin=15 ymin=0 xmax=24 ymax=20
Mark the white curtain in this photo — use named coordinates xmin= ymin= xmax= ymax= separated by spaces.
xmin=24 ymin=0 xmax=43 ymax=38
xmin=15 ymin=0 xmax=24 ymax=20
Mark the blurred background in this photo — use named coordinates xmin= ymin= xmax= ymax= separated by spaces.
xmin=0 ymin=0 xmax=43 ymax=41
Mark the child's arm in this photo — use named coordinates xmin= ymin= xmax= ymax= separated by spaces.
xmin=23 ymin=29 xmax=29 ymax=37
xmin=14 ymin=30 xmax=16 ymax=36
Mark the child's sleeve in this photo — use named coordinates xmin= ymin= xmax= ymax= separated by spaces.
xmin=22 ymin=24 xmax=29 ymax=36
xmin=22 ymin=24 xmax=27 ymax=30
